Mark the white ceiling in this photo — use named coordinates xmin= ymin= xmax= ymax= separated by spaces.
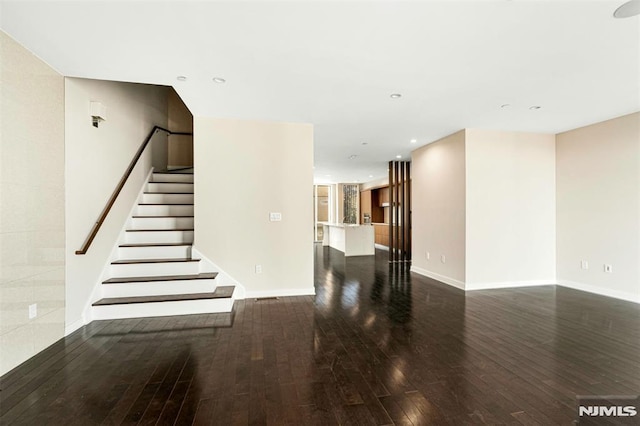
xmin=1 ymin=1 xmax=638 ymax=184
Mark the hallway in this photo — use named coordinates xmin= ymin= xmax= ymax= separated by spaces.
xmin=1 ymin=245 xmax=638 ymax=424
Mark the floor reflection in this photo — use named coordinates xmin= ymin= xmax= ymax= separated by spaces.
xmin=312 ymin=244 xmax=470 ymax=424
xmin=388 ymin=264 xmax=412 ymax=324
xmin=309 ymin=245 xmax=639 ymax=424
xmin=314 ymin=244 xmax=416 ymax=326
xmin=6 ymin=244 xmax=637 ymax=425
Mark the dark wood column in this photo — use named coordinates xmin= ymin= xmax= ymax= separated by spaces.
xmin=388 ymin=160 xmax=412 ymax=263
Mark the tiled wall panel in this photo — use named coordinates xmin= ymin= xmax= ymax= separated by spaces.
xmin=0 ymin=31 xmax=65 ymax=376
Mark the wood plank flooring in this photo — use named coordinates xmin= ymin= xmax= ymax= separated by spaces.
xmin=1 ymin=245 xmax=638 ymax=425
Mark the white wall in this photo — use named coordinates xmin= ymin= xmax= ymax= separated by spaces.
xmin=465 ymin=129 xmax=556 ymax=289
xmin=411 ymin=131 xmax=466 ymax=288
xmin=193 ymin=118 xmax=314 ymax=297
xmin=0 ymin=31 xmax=65 ymax=376
xmin=65 ymin=78 xmax=168 ymax=332
xmin=556 ymin=112 xmax=640 ymax=302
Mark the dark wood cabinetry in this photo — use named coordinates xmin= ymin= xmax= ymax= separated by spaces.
xmin=368 ymin=186 xmax=388 ymax=223
xmin=360 ymin=185 xmax=390 ymax=246
xmin=378 ymin=187 xmax=389 ymax=206
xmin=373 ymin=224 xmax=389 ymax=246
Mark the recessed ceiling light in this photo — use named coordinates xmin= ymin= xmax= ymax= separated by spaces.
xmin=614 ymin=0 xmax=640 ymax=18
xmin=410 ymin=139 xmax=417 ymax=144
xmin=396 ymin=155 xmax=402 ymax=159
xmin=212 ymin=77 xmax=226 ymax=83
xmin=500 ymin=104 xmax=511 ymax=108
xmin=362 ymin=142 xmax=368 ymax=145
xmin=176 ymin=76 xmax=187 ymax=82
xmin=348 ymin=155 xmax=358 ymax=160
xmin=369 ymin=175 xmax=374 ymax=178
xmin=390 ymin=93 xmax=402 ymax=99
xmin=529 ymin=106 xmax=542 ymax=110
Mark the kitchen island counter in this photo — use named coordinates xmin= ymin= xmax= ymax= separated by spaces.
xmin=321 ymin=223 xmax=375 ymax=256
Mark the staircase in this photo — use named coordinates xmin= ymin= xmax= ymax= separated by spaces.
xmin=91 ymin=170 xmax=235 ymax=320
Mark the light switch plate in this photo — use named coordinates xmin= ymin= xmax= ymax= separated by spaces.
xmin=29 ymin=303 xmax=37 ymax=319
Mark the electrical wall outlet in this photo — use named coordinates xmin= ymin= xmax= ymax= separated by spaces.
xmin=441 ymin=255 xmax=446 ymax=264
xmin=269 ymin=212 xmax=282 ymax=222
xmin=255 ymin=264 xmax=262 ymax=274
xmin=28 ymin=303 xmax=37 ymax=319
xmin=604 ymin=264 xmax=612 ymax=273
xmin=581 ymin=260 xmax=589 ymax=270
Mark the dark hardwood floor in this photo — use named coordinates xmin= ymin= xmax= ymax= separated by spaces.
xmin=1 ymin=245 xmax=638 ymax=425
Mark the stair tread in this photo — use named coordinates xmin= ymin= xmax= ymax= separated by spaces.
xmin=93 ymin=286 xmax=234 ymax=306
xmin=119 ymin=242 xmax=192 ymax=248
xmin=103 ymin=272 xmax=218 ymax=284
xmin=153 ymin=172 xmax=194 ymax=175
xmin=126 ymin=228 xmax=194 ymax=232
xmin=111 ymin=258 xmax=200 ymax=265
xmin=144 ymin=192 xmax=194 ymax=194
xmin=150 ymin=181 xmax=194 ymax=184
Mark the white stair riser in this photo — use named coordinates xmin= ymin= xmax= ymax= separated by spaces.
xmin=147 ymin=183 xmax=194 ymax=193
xmin=101 ymin=279 xmax=216 ymax=298
xmin=142 ymin=193 xmax=193 ymax=204
xmin=136 ymin=205 xmax=194 ymax=216
xmin=92 ymin=169 xmax=236 ymax=322
xmin=110 ymin=261 xmax=200 ymax=277
xmin=152 ymin=173 xmax=193 ymax=183
xmin=92 ymin=298 xmax=234 ymax=321
xmin=118 ymin=245 xmax=192 ymax=260
xmin=125 ymin=230 xmax=194 ymax=244
xmin=130 ymin=217 xmax=194 ymax=230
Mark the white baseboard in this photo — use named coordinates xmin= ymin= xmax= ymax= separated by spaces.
xmin=465 ymin=279 xmax=556 ymax=291
xmin=410 ymin=268 xmax=639 ymax=303
xmin=245 ymin=287 xmax=316 ymax=299
xmin=410 ymin=267 xmax=555 ymax=292
xmin=374 ymin=244 xmax=389 ymax=251
xmin=65 ymin=318 xmax=85 ymax=336
xmin=410 ymin=266 xmax=465 ymax=290
xmin=557 ymin=280 xmax=640 ymax=304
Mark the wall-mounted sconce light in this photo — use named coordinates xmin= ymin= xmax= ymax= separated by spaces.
xmin=89 ymin=101 xmax=107 ymax=128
